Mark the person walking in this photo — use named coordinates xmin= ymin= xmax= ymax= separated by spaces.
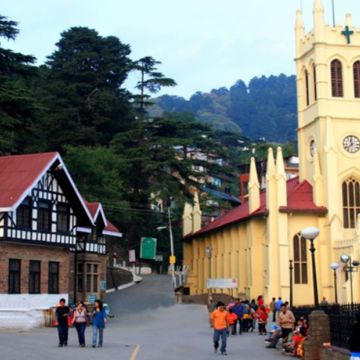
xmin=226 ymin=308 xmax=238 ymax=336
xmin=269 ymin=297 xmax=276 ymax=322
xmin=72 ymin=301 xmax=88 ymax=347
xmin=210 ymin=302 xmax=229 ymax=355
xmin=256 ymin=305 xmax=269 ymax=335
xmin=55 ymin=298 xmax=70 ymax=347
xmin=231 ymin=298 xmax=244 ymax=335
xmin=91 ymin=299 xmax=107 ymax=348
xmin=277 ymin=303 xmax=295 ymax=341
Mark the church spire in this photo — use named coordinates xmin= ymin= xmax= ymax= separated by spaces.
xmin=276 ymin=147 xmax=287 ymax=207
xmin=248 ymin=156 xmax=260 ymax=213
xmin=192 ymin=191 xmax=202 ymax=233
xmin=182 ymin=202 xmax=193 ymax=236
xmin=313 ymin=0 xmax=325 ymax=40
xmin=266 ymin=148 xmax=276 ymax=179
xmin=295 ymin=9 xmax=305 ymax=40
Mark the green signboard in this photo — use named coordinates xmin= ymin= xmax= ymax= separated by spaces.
xmin=140 ymin=237 xmax=157 ymax=260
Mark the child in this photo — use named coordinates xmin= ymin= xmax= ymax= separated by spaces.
xmin=226 ymin=308 xmax=238 ymax=336
xmin=257 ymin=305 xmax=268 ymax=335
xmin=91 ymin=299 xmax=107 ymax=348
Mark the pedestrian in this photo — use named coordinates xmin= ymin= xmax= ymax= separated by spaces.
xmin=210 ymin=301 xmax=229 ymax=355
xmin=269 ymin=297 xmax=276 ymax=322
xmin=277 ymin=303 xmax=295 ymax=342
xmin=320 ymin=297 xmax=328 ymax=306
xmin=231 ymin=298 xmax=244 ymax=335
xmin=275 ymin=297 xmax=283 ymax=318
xmin=257 ymin=295 xmax=264 ymax=307
xmin=72 ymin=301 xmax=88 ymax=347
xmin=226 ymin=308 xmax=238 ymax=336
xmin=91 ymin=299 xmax=107 ymax=348
xmin=250 ymin=299 xmax=258 ymax=331
xmin=256 ymin=305 xmax=268 ymax=335
xmin=349 ymin=312 xmax=360 ymax=360
xmin=55 ymin=298 xmax=70 ymax=347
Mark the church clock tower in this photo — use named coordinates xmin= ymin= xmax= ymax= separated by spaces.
xmin=295 ymin=0 xmax=360 ymax=301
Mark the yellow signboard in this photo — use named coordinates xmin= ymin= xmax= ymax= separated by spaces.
xmin=169 ymin=256 xmax=176 ymax=264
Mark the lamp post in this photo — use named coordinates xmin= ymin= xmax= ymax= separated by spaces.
xmin=301 ymin=227 xmax=320 ymax=307
xmin=289 ymin=259 xmax=294 ymax=308
xmin=340 ymin=255 xmax=359 ymax=305
xmin=329 ymin=262 xmax=339 ymax=304
xmin=205 ymin=246 xmax=213 ymax=303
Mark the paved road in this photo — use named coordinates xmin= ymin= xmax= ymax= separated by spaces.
xmin=0 ymin=275 xmax=284 ymax=359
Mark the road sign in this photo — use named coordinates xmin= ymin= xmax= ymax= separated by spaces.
xmin=155 ymin=254 xmax=163 ymax=262
xmin=129 ymin=249 xmax=136 ymax=263
xmin=207 ymin=278 xmax=238 ymax=289
xmin=169 ymin=255 xmax=176 ymax=264
xmin=140 ymin=237 xmax=157 ymax=260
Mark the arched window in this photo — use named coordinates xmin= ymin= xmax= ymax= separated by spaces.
xmin=293 ymin=233 xmax=308 ymax=284
xmin=353 ymin=61 xmax=360 ymax=98
xmin=305 ymin=69 xmax=310 ymax=106
xmin=313 ymin=64 xmax=317 ymax=101
xmin=342 ymin=177 xmax=360 ymax=228
xmin=331 ymin=59 xmax=343 ymax=97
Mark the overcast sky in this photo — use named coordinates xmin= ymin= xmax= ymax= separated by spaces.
xmin=3 ymin=0 xmax=360 ymax=98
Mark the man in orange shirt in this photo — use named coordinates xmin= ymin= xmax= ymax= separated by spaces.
xmin=210 ymin=302 xmax=229 ymax=355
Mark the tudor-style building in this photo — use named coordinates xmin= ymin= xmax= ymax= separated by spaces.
xmin=0 ymin=152 xmax=122 ymax=329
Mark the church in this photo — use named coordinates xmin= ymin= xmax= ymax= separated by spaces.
xmin=182 ymin=0 xmax=360 ymax=305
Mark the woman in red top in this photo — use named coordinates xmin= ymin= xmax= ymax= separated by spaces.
xmin=256 ymin=305 xmax=268 ymax=335
xmin=226 ymin=308 xmax=238 ymax=335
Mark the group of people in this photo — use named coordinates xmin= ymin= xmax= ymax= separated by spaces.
xmin=55 ymin=298 xmax=107 ymax=348
xmin=208 ymin=295 xmax=306 ymax=357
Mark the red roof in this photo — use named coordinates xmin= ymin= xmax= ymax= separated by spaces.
xmin=0 ymin=152 xmax=58 ymax=209
xmin=185 ymin=177 xmax=327 ymax=239
xmin=85 ymin=201 xmax=101 ymax=218
xmin=104 ymin=221 xmax=120 ymax=234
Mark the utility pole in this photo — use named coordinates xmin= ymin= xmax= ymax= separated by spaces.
xmin=168 ymin=203 xmax=176 ymax=287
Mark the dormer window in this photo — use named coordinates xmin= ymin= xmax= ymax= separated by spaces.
xmin=16 ymin=197 xmax=32 ymax=229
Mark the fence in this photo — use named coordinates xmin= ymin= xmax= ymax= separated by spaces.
xmin=293 ymin=303 xmax=360 ymax=349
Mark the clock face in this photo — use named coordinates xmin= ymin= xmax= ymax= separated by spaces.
xmin=343 ymin=135 xmax=360 ymax=154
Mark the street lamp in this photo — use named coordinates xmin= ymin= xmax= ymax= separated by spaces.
xmin=340 ymin=255 xmax=359 ymax=305
xmin=301 ymin=227 xmax=320 ymax=307
xmin=329 ymin=262 xmax=339 ymax=304
xmin=289 ymin=260 xmax=294 ymax=308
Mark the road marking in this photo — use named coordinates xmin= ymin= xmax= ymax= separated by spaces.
xmin=130 ymin=344 xmax=140 ymax=360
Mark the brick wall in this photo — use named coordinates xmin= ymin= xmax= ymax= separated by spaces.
xmin=0 ymin=241 xmax=70 ymax=294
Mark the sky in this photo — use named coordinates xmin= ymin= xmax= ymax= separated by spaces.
xmin=3 ymin=0 xmax=360 ymax=99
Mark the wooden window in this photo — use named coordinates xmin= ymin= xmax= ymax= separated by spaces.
xmin=16 ymin=197 xmax=32 ymax=229
xmin=8 ymin=259 xmax=21 ymax=294
xmin=353 ymin=61 xmax=360 ymax=98
xmin=38 ymin=200 xmax=51 ymax=232
xmin=331 ymin=59 xmax=343 ymax=97
xmin=85 ymin=263 xmax=99 ymax=293
xmin=29 ymin=260 xmax=41 ymax=294
xmin=342 ymin=177 xmax=360 ymax=228
xmin=48 ymin=261 xmax=59 ymax=294
xmin=57 ymin=203 xmax=69 ymax=233
xmin=305 ymin=69 xmax=310 ymax=106
xmin=293 ymin=233 xmax=308 ymax=284
xmin=313 ymin=64 xmax=317 ymax=101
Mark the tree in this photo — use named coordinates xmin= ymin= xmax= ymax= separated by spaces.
xmin=37 ymin=27 xmax=134 ymax=151
xmin=132 ymin=56 xmax=176 ymax=115
xmin=0 ymin=15 xmax=37 ymax=154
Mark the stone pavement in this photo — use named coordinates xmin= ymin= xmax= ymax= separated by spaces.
xmin=0 ymin=276 xmax=285 ymax=359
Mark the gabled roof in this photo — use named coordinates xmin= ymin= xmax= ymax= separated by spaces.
xmin=83 ymin=199 xmax=122 ymax=238
xmin=0 ymin=152 xmax=93 ymax=225
xmin=184 ymin=177 xmax=327 ymax=240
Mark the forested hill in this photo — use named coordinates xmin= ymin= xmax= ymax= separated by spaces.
xmin=151 ymin=74 xmax=297 ymax=142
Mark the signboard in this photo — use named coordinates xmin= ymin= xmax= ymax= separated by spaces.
xmin=100 ymin=281 xmax=107 ymax=291
xmin=88 ymin=294 xmax=96 ymax=305
xmin=207 ymin=278 xmax=238 ymax=289
xmin=140 ymin=237 xmax=157 ymax=260
xmin=155 ymin=254 xmax=163 ymax=262
xmin=169 ymin=255 xmax=176 ymax=264
xmin=129 ymin=249 xmax=136 ymax=263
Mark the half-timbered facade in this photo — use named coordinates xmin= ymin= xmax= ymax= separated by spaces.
xmin=0 ymin=152 xmax=107 ymax=329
